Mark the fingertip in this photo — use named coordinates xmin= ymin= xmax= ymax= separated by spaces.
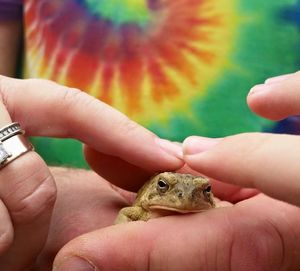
xmin=182 ymin=136 xmax=222 ymax=175
xmin=155 ymin=138 xmax=183 ymax=160
xmin=183 ymin=136 xmax=220 ymax=156
xmin=247 ymin=72 xmax=300 ymax=120
xmin=246 ymin=89 xmax=267 ymax=117
xmin=248 ymin=84 xmax=269 ymax=97
xmin=247 ymin=84 xmax=286 ymax=121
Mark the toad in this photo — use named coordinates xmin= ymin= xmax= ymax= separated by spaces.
xmin=115 ymin=172 xmax=215 ymax=224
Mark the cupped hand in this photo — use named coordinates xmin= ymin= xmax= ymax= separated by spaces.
xmin=52 ymin=72 xmax=300 ymax=271
xmin=52 ymin=192 xmax=300 ymax=271
xmin=0 ymin=76 xmax=183 ymax=270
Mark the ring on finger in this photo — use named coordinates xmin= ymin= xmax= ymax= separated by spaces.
xmin=0 ymin=122 xmax=34 ymax=167
xmin=0 ymin=122 xmax=23 ymax=141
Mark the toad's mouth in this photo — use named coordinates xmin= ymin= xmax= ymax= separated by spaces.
xmin=148 ymin=205 xmax=209 ymax=213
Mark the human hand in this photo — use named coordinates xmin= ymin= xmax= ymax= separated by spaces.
xmin=30 ymin=167 xmax=134 ymax=270
xmin=51 ymin=72 xmax=300 ymax=271
xmin=52 ymin=195 xmax=300 ymax=271
xmin=0 ymin=76 xmax=183 ymax=270
xmin=183 ymin=71 xmax=300 ymax=206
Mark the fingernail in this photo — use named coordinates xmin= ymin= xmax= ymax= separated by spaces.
xmin=183 ymin=136 xmax=220 ymax=155
xmin=265 ymin=73 xmax=292 ymax=84
xmin=53 ymin=257 xmax=96 ymax=271
xmin=156 ymin=138 xmax=183 ymax=159
xmin=248 ymin=84 xmax=270 ymax=95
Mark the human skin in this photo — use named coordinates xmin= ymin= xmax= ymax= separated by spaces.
xmin=183 ymin=72 xmax=300 ymax=207
xmin=0 ymin=76 xmax=183 ymax=270
xmin=52 ymin=72 xmax=300 ymax=271
xmin=1 ymin=19 xmax=300 ymax=270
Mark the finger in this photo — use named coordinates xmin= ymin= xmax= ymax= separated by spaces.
xmin=179 ymin=139 xmax=259 ymax=202
xmin=177 ymin=163 xmax=259 ymax=202
xmin=0 ymin=200 xmax=13 ymax=255
xmin=0 ymin=76 xmax=183 ymax=176
xmin=0 ymin=153 xmax=56 ymax=270
xmin=247 ymin=71 xmax=300 ymax=120
xmin=0 ymin=112 xmax=56 ymax=269
xmin=84 ymin=139 xmax=221 ymax=192
xmin=183 ymin=133 xmax=300 ymax=206
xmin=53 ymin=195 xmax=300 ymax=271
xmin=86 ymin=144 xmax=258 ymax=201
xmin=33 ymin=168 xmax=132 ymax=269
xmin=84 ymin=146 xmax=153 ymax=191
xmin=54 ymin=211 xmax=231 ymax=271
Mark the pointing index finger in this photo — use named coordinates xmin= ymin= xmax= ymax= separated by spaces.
xmin=0 ymin=77 xmax=184 ymax=173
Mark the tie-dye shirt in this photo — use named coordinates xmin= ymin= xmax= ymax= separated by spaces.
xmin=1 ymin=0 xmax=300 ymax=167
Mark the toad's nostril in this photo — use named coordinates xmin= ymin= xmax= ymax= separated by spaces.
xmin=177 ymin=191 xmax=183 ymax=198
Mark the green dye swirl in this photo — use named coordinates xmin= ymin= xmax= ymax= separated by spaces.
xmin=84 ymin=0 xmax=150 ymax=25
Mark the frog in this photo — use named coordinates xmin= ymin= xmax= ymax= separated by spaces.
xmin=115 ymin=172 xmax=216 ymax=224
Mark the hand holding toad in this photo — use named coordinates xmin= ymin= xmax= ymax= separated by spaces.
xmin=53 ymin=72 xmax=300 ymax=271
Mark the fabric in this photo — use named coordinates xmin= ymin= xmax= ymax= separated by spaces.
xmin=0 ymin=0 xmax=22 ymax=20
xmin=21 ymin=0 xmax=300 ymax=167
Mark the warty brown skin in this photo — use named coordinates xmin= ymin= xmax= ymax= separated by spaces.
xmin=115 ymin=172 xmax=215 ymax=224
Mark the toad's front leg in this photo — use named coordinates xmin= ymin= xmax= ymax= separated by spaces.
xmin=114 ymin=206 xmax=151 ymax=224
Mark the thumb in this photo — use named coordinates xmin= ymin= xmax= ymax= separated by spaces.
xmin=183 ymin=133 xmax=300 ymax=206
xmin=52 ymin=223 xmax=153 ymax=271
xmin=52 ymin=195 xmax=300 ymax=271
xmin=52 ymin=213 xmax=230 ymax=271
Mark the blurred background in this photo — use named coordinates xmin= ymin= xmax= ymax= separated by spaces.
xmin=2 ymin=0 xmax=300 ymax=167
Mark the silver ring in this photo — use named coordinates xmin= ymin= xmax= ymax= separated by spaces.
xmin=0 ymin=134 xmax=34 ymax=167
xmin=0 ymin=122 xmax=23 ymax=142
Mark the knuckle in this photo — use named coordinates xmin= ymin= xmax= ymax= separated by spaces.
xmin=59 ymin=86 xmax=89 ymax=108
xmin=60 ymin=86 xmax=83 ymax=102
xmin=57 ymin=87 xmax=97 ymax=121
xmin=11 ymin=173 xmax=57 ymax=224
xmin=17 ymin=78 xmax=93 ymax=110
xmin=4 ymin=154 xmax=57 ymax=224
xmin=116 ymin=116 xmax=141 ymax=138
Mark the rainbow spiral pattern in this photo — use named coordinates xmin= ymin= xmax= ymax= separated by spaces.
xmin=25 ymin=0 xmax=234 ymax=123
xmin=23 ymin=0 xmax=300 ymax=166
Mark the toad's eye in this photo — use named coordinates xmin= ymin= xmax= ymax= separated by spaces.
xmin=157 ymin=179 xmax=169 ymax=193
xmin=203 ymin=185 xmax=211 ymax=195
